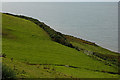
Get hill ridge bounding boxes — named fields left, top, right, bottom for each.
left=2, top=13, right=119, bottom=78
left=3, top=13, right=119, bottom=67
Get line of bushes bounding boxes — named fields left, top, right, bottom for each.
left=4, top=13, right=79, bottom=51
left=4, top=13, right=119, bottom=68
left=93, top=52, right=118, bottom=66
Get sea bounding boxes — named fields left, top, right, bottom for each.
left=2, top=2, right=118, bottom=52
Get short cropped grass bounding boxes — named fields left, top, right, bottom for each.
left=2, top=14, right=119, bottom=78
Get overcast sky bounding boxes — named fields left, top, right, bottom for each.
left=1, top=0, right=120, bottom=2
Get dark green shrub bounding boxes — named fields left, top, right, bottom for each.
left=2, top=53, right=6, bottom=58
left=2, top=64, right=16, bottom=79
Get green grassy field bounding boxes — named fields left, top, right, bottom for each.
left=2, top=13, right=119, bottom=78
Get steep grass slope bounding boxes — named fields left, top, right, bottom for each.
left=2, top=14, right=119, bottom=78
left=5, top=13, right=118, bottom=67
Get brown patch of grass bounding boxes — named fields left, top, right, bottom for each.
left=2, top=29, right=16, bottom=39
left=64, top=35, right=97, bottom=46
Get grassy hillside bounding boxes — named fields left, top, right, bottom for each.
left=2, top=13, right=119, bottom=79
left=4, top=13, right=118, bottom=67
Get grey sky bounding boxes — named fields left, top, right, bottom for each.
left=1, top=0, right=120, bottom=2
